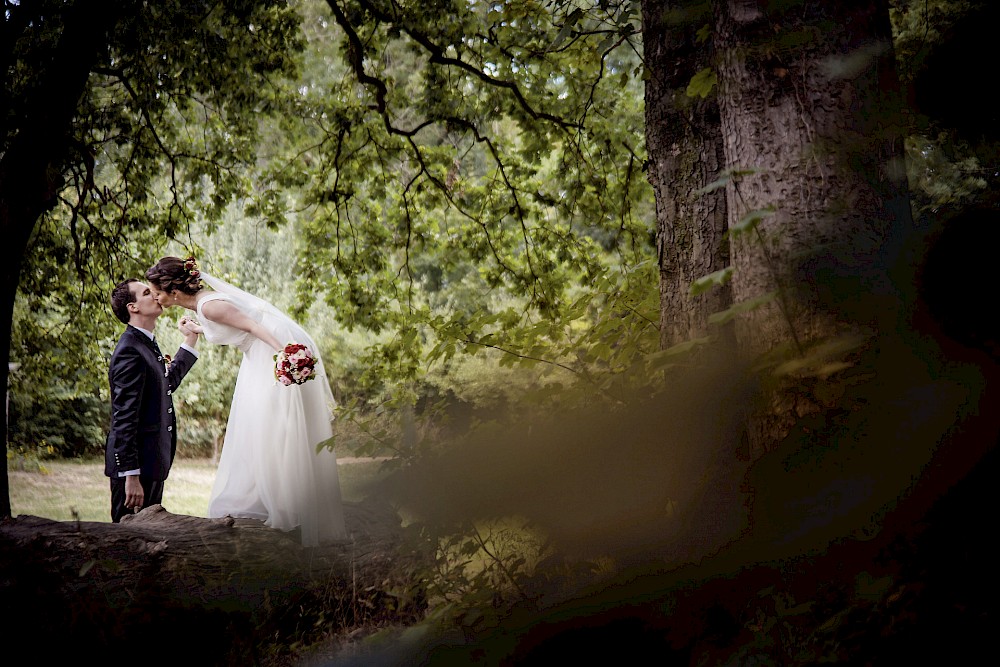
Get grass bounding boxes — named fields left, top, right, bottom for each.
left=8, top=455, right=393, bottom=522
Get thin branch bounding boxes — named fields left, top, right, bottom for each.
left=470, top=523, right=533, bottom=603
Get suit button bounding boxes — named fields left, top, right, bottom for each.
left=167, top=426, right=173, bottom=432
left=166, top=390, right=172, bottom=395
left=158, top=356, right=163, bottom=361
left=168, top=407, right=173, bottom=414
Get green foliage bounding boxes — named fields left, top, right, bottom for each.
left=9, top=0, right=304, bottom=276
left=646, top=336, right=712, bottom=373
left=406, top=516, right=553, bottom=633
left=890, top=0, right=995, bottom=215
left=889, top=0, right=976, bottom=82
left=6, top=391, right=106, bottom=460
left=905, top=133, right=988, bottom=214
left=7, top=1, right=307, bottom=458
left=772, top=333, right=871, bottom=380
left=167, top=0, right=657, bottom=464
left=9, top=0, right=659, bottom=466
left=9, top=212, right=165, bottom=456
left=9, top=0, right=999, bottom=651
left=271, top=0, right=653, bottom=342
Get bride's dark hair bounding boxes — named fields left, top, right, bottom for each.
left=145, top=256, right=203, bottom=295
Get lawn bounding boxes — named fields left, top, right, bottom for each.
left=8, top=456, right=392, bottom=522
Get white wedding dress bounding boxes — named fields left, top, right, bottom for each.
left=197, top=274, right=346, bottom=546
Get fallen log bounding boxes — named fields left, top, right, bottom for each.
left=0, top=498, right=427, bottom=665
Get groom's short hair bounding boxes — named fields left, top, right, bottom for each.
left=111, top=278, right=139, bottom=324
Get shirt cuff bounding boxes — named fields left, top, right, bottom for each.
left=180, top=343, right=200, bottom=358
left=119, top=469, right=141, bottom=477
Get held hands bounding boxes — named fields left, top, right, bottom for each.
left=178, top=316, right=204, bottom=336
left=178, top=315, right=202, bottom=349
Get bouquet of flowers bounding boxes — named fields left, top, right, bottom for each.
left=274, top=342, right=318, bottom=386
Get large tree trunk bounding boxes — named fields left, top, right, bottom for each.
left=0, top=0, right=123, bottom=517
left=642, top=1, right=732, bottom=350
left=713, top=0, right=912, bottom=454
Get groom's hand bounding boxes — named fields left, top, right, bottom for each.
left=124, top=474, right=144, bottom=512
left=178, top=317, right=203, bottom=335
left=179, top=317, right=202, bottom=348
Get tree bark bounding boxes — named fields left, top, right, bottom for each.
left=0, top=0, right=124, bottom=518
left=643, top=1, right=733, bottom=351
left=712, top=0, right=913, bottom=453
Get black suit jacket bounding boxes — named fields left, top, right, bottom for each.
left=104, top=325, right=197, bottom=480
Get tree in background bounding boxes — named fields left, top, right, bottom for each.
left=1, top=0, right=305, bottom=516
left=246, top=0, right=660, bottom=457
left=5, top=1, right=999, bottom=660
left=6, top=0, right=994, bottom=578
left=290, top=0, right=922, bottom=461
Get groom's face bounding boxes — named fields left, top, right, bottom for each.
left=129, top=281, right=163, bottom=319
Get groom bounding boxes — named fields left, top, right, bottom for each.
left=105, top=278, right=200, bottom=522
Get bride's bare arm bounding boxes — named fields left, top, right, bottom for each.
left=199, top=299, right=283, bottom=352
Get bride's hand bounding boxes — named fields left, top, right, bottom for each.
left=178, top=316, right=204, bottom=335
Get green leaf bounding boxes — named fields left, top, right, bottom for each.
left=773, top=333, right=870, bottom=378
left=598, top=33, right=616, bottom=54
left=708, top=292, right=778, bottom=325
left=729, top=207, right=776, bottom=238
left=696, top=174, right=730, bottom=195
left=695, top=167, right=759, bottom=195
left=686, top=67, right=718, bottom=99
left=647, top=337, right=710, bottom=369
left=689, top=267, right=733, bottom=296
left=552, top=8, right=585, bottom=49
left=591, top=342, right=614, bottom=362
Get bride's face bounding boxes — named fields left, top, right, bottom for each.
left=150, top=286, right=171, bottom=308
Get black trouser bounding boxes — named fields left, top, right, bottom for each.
left=110, top=475, right=165, bottom=523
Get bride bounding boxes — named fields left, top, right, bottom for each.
left=145, top=256, right=346, bottom=546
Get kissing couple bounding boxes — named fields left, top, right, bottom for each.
left=104, top=256, right=346, bottom=546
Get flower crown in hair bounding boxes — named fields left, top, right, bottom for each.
left=184, top=256, right=203, bottom=289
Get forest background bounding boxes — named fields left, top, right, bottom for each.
left=7, top=0, right=993, bottom=495
left=2, top=0, right=998, bottom=663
